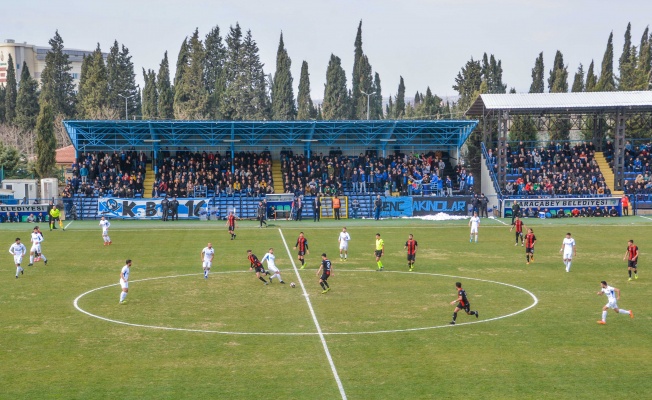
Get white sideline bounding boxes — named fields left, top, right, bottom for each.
left=639, top=215, right=652, bottom=222
left=279, top=228, right=347, bottom=400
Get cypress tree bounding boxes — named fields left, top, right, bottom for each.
left=322, top=54, right=349, bottom=120
left=106, top=41, right=121, bottom=114
left=220, top=23, right=243, bottom=120
left=395, top=76, right=406, bottom=118
left=635, top=28, right=652, bottom=90
left=297, top=61, right=316, bottom=120
left=354, top=54, right=374, bottom=119
left=547, top=50, right=565, bottom=92
left=174, top=28, right=209, bottom=119
left=529, top=52, right=545, bottom=93
left=157, top=52, right=174, bottom=119
left=452, top=58, right=482, bottom=110
left=35, top=103, right=56, bottom=178
left=142, top=69, right=158, bottom=119
left=77, top=44, right=109, bottom=119
left=351, top=20, right=363, bottom=119
left=4, top=54, right=17, bottom=124
left=0, top=86, right=5, bottom=123
left=372, top=72, right=383, bottom=119
left=271, top=33, right=296, bottom=120
left=174, top=38, right=189, bottom=88
left=596, top=32, right=616, bottom=91
left=204, top=26, right=226, bottom=119
left=571, top=64, right=585, bottom=92
left=549, top=64, right=570, bottom=141
left=39, top=31, right=76, bottom=117
left=15, top=62, right=40, bottom=132
left=618, top=22, right=633, bottom=85
left=585, top=60, right=598, bottom=91
left=239, top=29, right=270, bottom=120
left=386, top=95, right=394, bottom=118
left=107, top=41, right=139, bottom=118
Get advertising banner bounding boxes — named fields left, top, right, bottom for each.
left=0, top=204, right=51, bottom=222
left=98, top=198, right=209, bottom=219
left=412, top=197, right=472, bottom=216
left=503, top=197, right=622, bottom=217
left=379, top=197, right=413, bottom=217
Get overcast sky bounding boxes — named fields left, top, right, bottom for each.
left=6, top=0, right=652, bottom=101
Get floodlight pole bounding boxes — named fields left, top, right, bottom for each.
left=117, top=93, right=136, bottom=120
left=361, top=90, right=376, bottom=120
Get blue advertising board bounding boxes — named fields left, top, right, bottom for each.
left=411, top=197, right=472, bottom=216
left=379, top=197, right=413, bottom=217
left=98, top=198, right=209, bottom=219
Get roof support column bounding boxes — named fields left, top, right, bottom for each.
left=497, top=109, right=509, bottom=189
left=592, top=114, right=604, bottom=151
left=614, top=108, right=626, bottom=191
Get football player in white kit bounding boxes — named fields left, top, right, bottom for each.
left=559, top=232, right=576, bottom=272
left=99, top=216, right=112, bottom=246
left=119, top=259, right=132, bottom=304
left=338, top=227, right=351, bottom=261
left=9, top=237, right=27, bottom=278
left=261, top=248, right=285, bottom=284
left=596, top=281, right=633, bottom=324
left=28, top=226, right=48, bottom=266
left=201, top=243, right=215, bottom=279
left=468, top=211, right=480, bottom=243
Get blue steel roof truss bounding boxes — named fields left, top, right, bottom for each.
left=63, top=120, right=478, bottom=152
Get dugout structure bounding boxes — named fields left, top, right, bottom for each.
left=466, top=91, right=652, bottom=190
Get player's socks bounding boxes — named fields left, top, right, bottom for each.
left=567, top=262, right=571, bottom=272
left=41, top=254, right=47, bottom=262
left=601, top=310, right=608, bottom=322
left=618, top=309, right=630, bottom=315
left=120, top=292, right=127, bottom=302
left=16, top=267, right=22, bottom=277
left=452, top=312, right=458, bottom=322
left=628, top=270, right=632, bottom=278
left=259, top=277, right=267, bottom=283
left=323, top=281, right=329, bottom=288
left=204, top=270, right=208, bottom=279
left=320, top=282, right=326, bottom=290
left=30, top=255, right=34, bottom=264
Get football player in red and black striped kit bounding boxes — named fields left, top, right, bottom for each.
left=404, top=234, right=418, bottom=271
left=247, top=250, right=270, bottom=285
left=293, top=232, right=309, bottom=270
left=510, top=216, right=525, bottom=246
left=525, top=228, right=537, bottom=265
left=449, top=282, right=478, bottom=325
left=226, top=211, right=237, bottom=240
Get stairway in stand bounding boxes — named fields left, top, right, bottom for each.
left=143, top=163, right=155, bottom=198
left=594, top=152, right=623, bottom=195
left=271, top=159, right=283, bottom=193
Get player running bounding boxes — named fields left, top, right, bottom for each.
left=226, top=211, right=237, bottom=240
left=449, top=282, right=479, bottom=325
left=596, top=281, right=633, bottom=324
left=28, top=226, right=48, bottom=266
left=316, top=253, right=332, bottom=294
left=293, top=232, right=309, bottom=269
left=201, top=243, right=215, bottom=279
left=510, top=216, right=525, bottom=246
left=624, top=239, right=639, bottom=281
left=559, top=232, right=576, bottom=272
left=374, top=233, right=384, bottom=271
left=338, top=227, right=351, bottom=261
left=99, top=216, right=112, bottom=246
left=9, top=238, right=27, bottom=278
left=525, top=228, right=536, bottom=265
left=119, top=260, right=132, bottom=304
left=468, top=211, right=480, bottom=243
left=404, top=234, right=418, bottom=271
left=247, top=250, right=270, bottom=285
left=262, top=248, right=285, bottom=284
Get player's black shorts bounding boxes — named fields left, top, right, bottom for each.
left=320, top=272, right=330, bottom=281
left=628, top=260, right=638, bottom=268
left=375, top=250, right=383, bottom=258
left=456, top=302, right=471, bottom=313
left=516, top=231, right=523, bottom=237
left=298, top=250, right=306, bottom=256
left=407, top=254, right=416, bottom=262
left=228, top=225, right=235, bottom=231
left=254, top=266, right=265, bottom=273
left=526, top=247, right=534, bottom=254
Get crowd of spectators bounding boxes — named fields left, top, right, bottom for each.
left=153, top=150, right=274, bottom=198
left=621, top=141, right=652, bottom=195
left=487, top=141, right=611, bottom=197
left=280, top=150, right=456, bottom=197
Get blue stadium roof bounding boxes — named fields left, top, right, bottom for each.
left=63, top=120, right=478, bottom=152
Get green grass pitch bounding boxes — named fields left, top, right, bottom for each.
left=1, top=216, right=651, bottom=399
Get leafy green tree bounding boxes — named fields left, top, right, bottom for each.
left=220, top=24, right=243, bottom=120
left=394, top=76, right=406, bottom=118
left=481, top=53, right=507, bottom=94
left=547, top=50, right=565, bottom=92
left=15, top=62, right=40, bottom=132
left=548, top=58, right=570, bottom=141
left=35, top=103, right=56, bottom=178
left=510, top=115, right=538, bottom=142
left=174, top=29, right=209, bottom=119
left=142, top=69, right=158, bottom=119
left=77, top=44, right=109, bottom=119
left=322, top=54, right=349, bottom=120
left=238, top=29, right=270, bottom=120
left=452, top=58, right=482, bottom=110
left=571, top=64, right=585, bottom=92
left=351, top=20, right=363, bottom=119
left=585, top=60, right=598, bottom=91
left=39, top=31, right=76, bottom=117
left=637, top=27, right=651, bottom=84
left=204, top=26, right=226, bottom=119
left=385, top=95, right=394, bottom=118
left=0, top=85, right=5, bottom=123
left=157, top=52, right=174, bottom=119
left=271, top=33, right=296, bottom=120
left=0, top=143, right=26, bottom=177
left=353, top=54, right=374, bottom=119
left=174, top=38, right=189, bottom=88
left=371, top=72, right=383, bottom=119
left=4, top=54, right=17, bottom=124
left=418, top=87, right=442, bottom=119
left=529, top=52, right=545, bottom=93
left=297, top=61, right=316, bottom=120
left=107, top=41, right=139, bottom=118
left=618, top=22, right=633, bottom=89
left=595, top=32, right=616, bottom=91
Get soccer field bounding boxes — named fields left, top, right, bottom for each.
left=1, top=216, right=651, bottom=399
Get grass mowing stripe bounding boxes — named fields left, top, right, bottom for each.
left=279, top=228, right=348, bottom=400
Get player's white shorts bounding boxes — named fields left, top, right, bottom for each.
left=339, top=243, right=348, bottom=251
left=14, top=255, right=23, bottom=265
left=605, top=299, right=618, bottom=309
left=203, top=261, right=212, bottom=269
left=563, top=252, right=573, bottom=260
left=102, top=229, right=109, bottom=236
left=120, top=280, right=129, bottom=289
left=30, top=244, right=41, bottom=254
left=267, top=265, right=279, bottom=273
left=470, top=227, right=479, bottom=234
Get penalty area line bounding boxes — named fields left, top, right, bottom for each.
left=639, top=215, right=652, bottom=222
left=64, top=220, right=74, bottom=230
left=279, top=228, right=348, bottom=400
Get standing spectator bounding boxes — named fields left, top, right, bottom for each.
left=466, top=172, right=474, bottom=194
left=480, top=193, right=489, bottom=218
left=351, top=198, right=360, bottom=219
left=621, top=194, right=629, bottom=216
left=296, top=196, right=303, bottom=221
left=257, top=201, right=268, bottom=228
left=313, top=195, right=321, bottom=222
left=332, top=195, right=342, bottom=220
left=511, top=201, right=521, bottom=224
left=170, top=197, right=179, bottom=221
left=80, top=164, right=89, bottom=184
left=374, top=195, right=383, bottom=220
left=351, top=169, right=359, bottom=193
left=445, top=176, right=453, bottom=197
left=161, top=197, right=170, bottom=221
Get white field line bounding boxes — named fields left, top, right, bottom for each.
left=64, top=221, right=74, bottom=229
left=279, top=228, right=347, bottom=400
left=639, top=215, right=652, bottom=222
